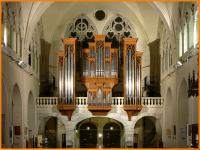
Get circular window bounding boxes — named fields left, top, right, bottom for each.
left=115, top=24, right=123, bottom=31
left=95, top=10, right=105, bottom=21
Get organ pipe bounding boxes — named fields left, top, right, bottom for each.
left=81, top=35, right=118, bottom=104
left=57, top=38, right=76, bottom=104
left=58, top=57, right=63, bottom=98
left=123, top=38, right=143, bottom=102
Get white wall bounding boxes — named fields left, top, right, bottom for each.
left=2, top=52, right=39, bottom=148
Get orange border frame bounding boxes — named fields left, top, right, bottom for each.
left=0, top=0, right=199, bottom=150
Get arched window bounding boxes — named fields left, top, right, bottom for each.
left=179, top=30, right=183, bottom=57
left=189, top=15, right=194, bottom=48
left=162, top=52, right=164, bottom=73
left=3, top=25, right=7, bottom=47
left=103, top=15, right=137, bottom=41
left=194, top=10, right=198, bottom=48
left=183, top=23, right=188, bottom=53
left=65, top=15, right=97, bottom=41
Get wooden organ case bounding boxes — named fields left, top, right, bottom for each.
left=82, top=35, right=118, bottom=115
left=57, top=38, right=77, bottom=120
left=123, top=38, right=143, bottom=120
left=57, top=36, right=143, bottom=120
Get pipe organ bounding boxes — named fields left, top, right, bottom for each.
left=82, top=35, right=118, bottom=104
left=57, top=35, right=143, bottom=107
left=57, top=38, right=76, bottom=104
left=123, top=38, right=143, bottom=104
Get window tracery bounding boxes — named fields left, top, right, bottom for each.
left=103, top=15, right=137, bottom=41
left=64, top=15, right=97, bottom=41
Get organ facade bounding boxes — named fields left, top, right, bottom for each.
left=57, top=35, right=143, bottom=119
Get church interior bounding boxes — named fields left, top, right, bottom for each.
left=1, top=1, right=199, bottom=148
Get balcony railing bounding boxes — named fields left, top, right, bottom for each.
left=141, top=97, right=164, bottom=107
left=36, top=97, right=164, bottom=108
left=75, top=97, right=88, bottom=106
left=36, top=97, right=58, bottom=107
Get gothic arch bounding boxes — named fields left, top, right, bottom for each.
left=28, top=91, right=35, bottom=138
left=133, top=116, right=162, bottom=148
left=103, top=14, right=137, bottom=40
left=165, top=87, right=174, bottom=126
left=37, top=115, right=67, bottom=147
left=64, top=15, right=98, bottom=41
left=2, top=74, right=9, bottom=147
left=12, top=83, right=22, bottom=148
left=177, top=78, right=188, bottom=147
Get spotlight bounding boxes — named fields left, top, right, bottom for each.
left=177, top=61, right=182, bottom=66
left=18, top=60, right=23, bottom=65
left=17, top=60, right=27, bottom=69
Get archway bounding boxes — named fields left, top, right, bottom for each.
left=75, top=117, right=124, bottom=148
left=37, top=116, right=66, bottom=148
left=103, top=122, right=122, bottom=148
left=44, top=117, right=57, bottom=148
left=134, top=116, right=162, bottom=148
left=12, top=84, right=22, bottom=148
left=27, top=91, right=35, bottom=147
left=2, top=78, right=9, bottom=147
left=79, top=123, right=97, bottom=148
left=177, top=79, right=188, bottom=147
left=164, top=88, right=176, bottom=147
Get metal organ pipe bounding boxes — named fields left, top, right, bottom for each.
left=126, top=52, right=129, bottom=97
left=130, top=50, right=133, bottom=98
left=128, top=50, right=131, bottom=98
left=59, top=60, right=63, bottom=98
left=96, top=46, right=99, bottom=76
left=65, top=48, right=68, bottom=103
left=102, top=47, right=104, bottom=76
left=98, top=47, right=100, bottom=76
left=68, top=47, right=71, bottom=103
left=100, top=47, right=101, bottom=76
left=137, top=61, right=140, bottom=97
left=132, top=57, right=135, bottom=99
left=100, top=47, right=103, bottom=76
left=71, top=50, right=73, bottom=103
left=130, top=53, right=133, bottom=103
left=64, top=45, right=74, bottom=104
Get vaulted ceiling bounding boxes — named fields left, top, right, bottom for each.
left=19, top=2, right=178, bottom=48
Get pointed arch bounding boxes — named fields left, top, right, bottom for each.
left=103, top=14, right=137, bottom=40
left=64, top=15, right=98, bottom=41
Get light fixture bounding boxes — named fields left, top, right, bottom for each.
left=17, top=60, right=27, bottom=69
left=110, top=126, right=114, bottom=130
left=18, top=60, right=23, bottom=65
left=86, top=126, right=90, bottom=130
left=98, top=133, right=102, bottom=138
left=177, top=61, right=182, bottom=66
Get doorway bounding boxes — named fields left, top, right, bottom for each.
left=103, top=122, right=121, bottom=148
left=79, top=123, right=97, bottom=148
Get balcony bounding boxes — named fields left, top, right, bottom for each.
left=36, top=96, right=164, bottom=120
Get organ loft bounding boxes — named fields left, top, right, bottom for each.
left=57, top=35, right=143, bottom=120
